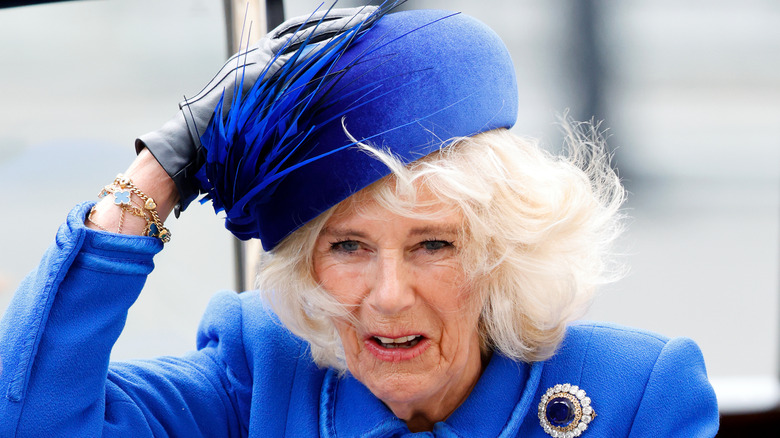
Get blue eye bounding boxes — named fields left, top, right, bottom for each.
left=421, top=240, right=453, bottom=251
left=331, top=240, right=360, bottom=252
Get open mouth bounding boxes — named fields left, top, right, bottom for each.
left=373, top=335, right=423, bottom=349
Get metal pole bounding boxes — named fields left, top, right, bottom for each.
left=223, top=0, right=268, bottom=292
left=266, top=0, right=285, bottom=30
left=567, top=0, right=626, bottom=176
left=569, top=0, right=604, bottom=123
left=224, top=0, right=267, bottom=54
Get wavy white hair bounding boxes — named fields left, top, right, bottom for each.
left=257, top=123, right=626, bottom=370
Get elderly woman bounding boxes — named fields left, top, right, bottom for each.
left=0, top=3, right=717, bottom=437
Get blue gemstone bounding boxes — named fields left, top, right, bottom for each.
left=149, top=223, right=159, bottom=237
left=546, top=397, right=576, bottom=427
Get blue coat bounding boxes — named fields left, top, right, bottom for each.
left=0, top=203, right=719, bottom=437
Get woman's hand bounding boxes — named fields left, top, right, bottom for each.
left=135, top=6, right=378, bottom=217
left=86, top=148, right=178, bottom=237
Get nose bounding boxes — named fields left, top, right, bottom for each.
left=366, top=252, right=415, bottom=315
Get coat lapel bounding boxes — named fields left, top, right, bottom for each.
left=320, top=354, right=543, bottom=437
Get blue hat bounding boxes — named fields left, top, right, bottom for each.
left=199, top=7, right=518, bottom=250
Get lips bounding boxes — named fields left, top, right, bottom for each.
left=373, top=335, right=423, bottom=349
left=364, top=333, right=429, bottom=362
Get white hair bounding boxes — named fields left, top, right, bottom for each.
left=257, top=123, right=626, bottom=370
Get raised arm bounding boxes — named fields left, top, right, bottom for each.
left=0, top=6, right=379, bottom=436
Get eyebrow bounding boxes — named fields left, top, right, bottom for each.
left=320, top=225, right=460, bottom=239
left=408, top=225, right=460, bottom=237
left=319, top=227, right=369, bottom=239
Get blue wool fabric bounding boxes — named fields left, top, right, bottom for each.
left=199, top=9, right=518, bottom=250
left=0, top=204, right=719, bottom=437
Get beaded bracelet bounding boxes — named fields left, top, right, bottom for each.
left=90, top=174, right=171, bottom=243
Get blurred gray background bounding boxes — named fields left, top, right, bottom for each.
left=0, top=0, right=778, bottom=413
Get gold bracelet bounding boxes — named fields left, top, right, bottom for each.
left=96, top=174, right=171, bottom=243
left=87, top=207, right=111, bottom=233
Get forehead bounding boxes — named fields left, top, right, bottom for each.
left=325, top=199, right=461, bottom=228
left=327, top=176, right=462, bottom=225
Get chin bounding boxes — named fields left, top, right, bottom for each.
left=347, top=346, right=439, bottom=403
left=353, top=357, right=442, bottom=406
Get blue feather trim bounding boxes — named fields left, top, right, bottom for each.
left=196, top=1, right=425, bottom=240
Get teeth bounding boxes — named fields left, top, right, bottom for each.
left=375, top=335, right=420, bottom=344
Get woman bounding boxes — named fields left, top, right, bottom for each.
left=0, top=3, right=718, bottom=437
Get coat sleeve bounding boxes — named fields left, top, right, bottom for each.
left=0, top=203, right=248, bottom=437
left=628, top=336, right=719, bottom=437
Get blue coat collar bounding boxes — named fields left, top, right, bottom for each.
left=319, top=354, right=544, bottom=437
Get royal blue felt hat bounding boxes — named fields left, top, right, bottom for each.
left=199, top=6, right=518, bottom=250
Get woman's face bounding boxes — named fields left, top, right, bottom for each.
left=312, top=195, right=486, bottom=424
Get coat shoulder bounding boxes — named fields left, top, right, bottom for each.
left=561, top=321, right=671, bottom=364
left=542, top=321, right=674, bottom=400
left=530, top=321, right=718, bottom=437
left=197, top=289, right=309, bottom=367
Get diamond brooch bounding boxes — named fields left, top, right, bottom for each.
left=538, top=383, right=596, bottom=437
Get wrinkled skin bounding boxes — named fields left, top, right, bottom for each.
left=313, top=194, right=487, bottom=432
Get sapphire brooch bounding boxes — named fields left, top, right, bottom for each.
left=538, top=383, right=596, bottom=437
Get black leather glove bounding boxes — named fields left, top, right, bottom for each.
left=135, top=6, right=378, bottom=216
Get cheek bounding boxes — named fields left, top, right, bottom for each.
left=331, top=319, right=366, bottom=367
left=412, top=263, right=470, bottom=306
left=333, top=319, right=360, bottom=346
left=423, top=273, right=484, bottom=337
left=314, top=262, right=368, bottom=306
